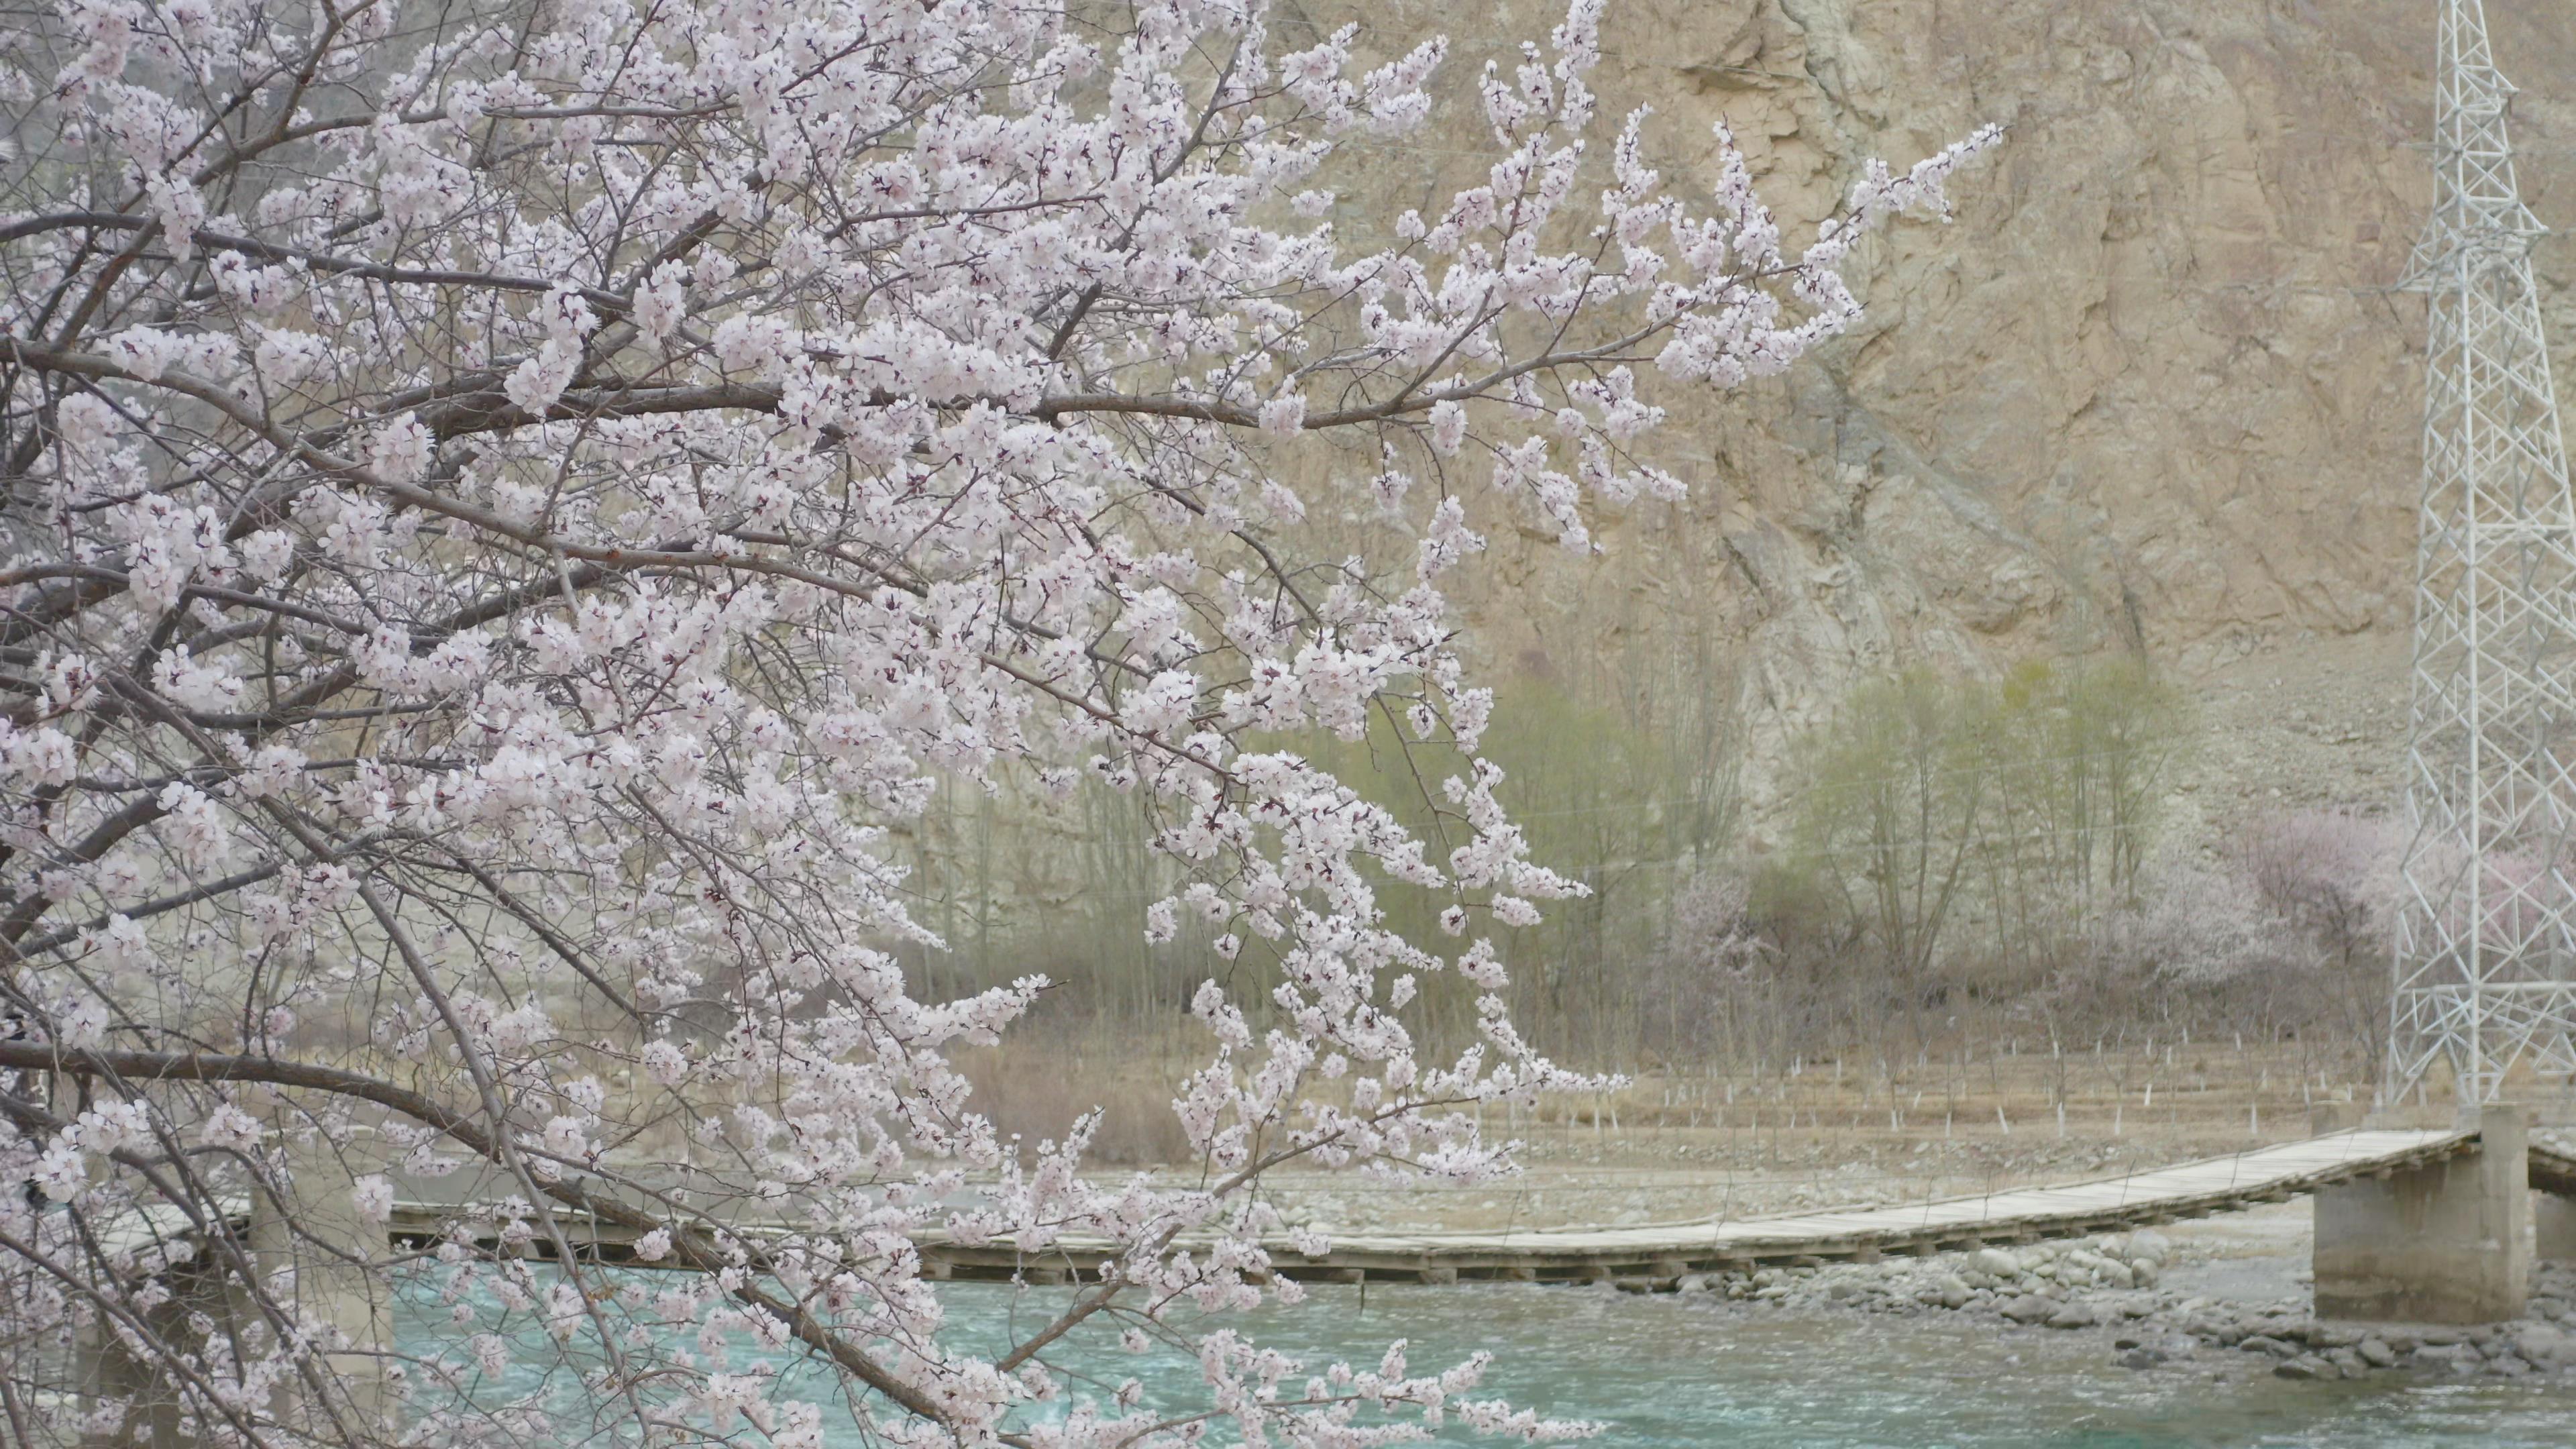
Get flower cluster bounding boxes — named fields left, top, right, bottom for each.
left=0, top=0, right=1989, bottom=1444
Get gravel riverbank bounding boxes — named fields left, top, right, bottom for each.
left=1652, top=1205, right=2576, bottom=1383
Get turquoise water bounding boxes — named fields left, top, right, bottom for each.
left=394, top=1273, right=2576, bottom=1446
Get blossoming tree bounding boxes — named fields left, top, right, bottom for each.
left=0, top=0, right=1992, bottom=1442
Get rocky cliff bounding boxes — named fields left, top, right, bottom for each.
left=1300, top=0, right=2576, bottom=824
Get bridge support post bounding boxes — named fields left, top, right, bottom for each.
left=74, top=1263, right=209, bottom=1449
left=76, top=1130, right=390, bottom=1449
left=2314, top=1104, right=2528, bottom=1324
left=246, top=1124, right=392, bottom=1438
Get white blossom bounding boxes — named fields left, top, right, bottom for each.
left=0, top=0, right=1991, bottom=1440
left=197, top=1106, right=262, bottom=1150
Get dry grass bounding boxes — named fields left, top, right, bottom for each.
left=951, top=1037, right=1196, bottom=1166
left=963, top=1021, right=2576, bottom=1177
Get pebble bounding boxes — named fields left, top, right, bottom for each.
left=1680, top=1233, right=2576, bottom=1384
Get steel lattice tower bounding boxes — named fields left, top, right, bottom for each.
left=2391, top=0, right=2576, bottom=1103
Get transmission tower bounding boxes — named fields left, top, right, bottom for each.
left=2391, top=0, right=2576, bottom=1103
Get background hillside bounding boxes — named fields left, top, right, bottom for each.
left=1309, top=0, right=2576, bottom=814
left=910, top=1, right=2576, bottom=1138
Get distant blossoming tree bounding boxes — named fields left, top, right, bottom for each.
left=0, top=0, right=1992, bottom=1443
left=2243, top=809, right=2402, bottom=1075
left=2092, top=855, right=2296, bottom=988
left=2244, top=810, right=2400, bottom=977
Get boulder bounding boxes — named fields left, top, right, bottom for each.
left=2001, top=1295, right=2055, bottom=1324
left=2047, top=1301, right=2101, bottom=1330
left=2357, top=1338, right=2398, bottom=1369
left=2512, top=1325, right=2571, bottom=1366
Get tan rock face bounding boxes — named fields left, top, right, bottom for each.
left=1294, top=0, right=2576, bottom=804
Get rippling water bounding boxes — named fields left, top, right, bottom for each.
left=396, top=1273, right=2576, bottom=1446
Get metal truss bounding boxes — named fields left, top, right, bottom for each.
left=2391, top=0, right=2576, bottom=1103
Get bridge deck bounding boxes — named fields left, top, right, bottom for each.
left=356, top=1128, right=2540, bottom=1287
left=913, top=1128, right=2479, bottom=1284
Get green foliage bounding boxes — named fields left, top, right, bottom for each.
left=894, top=637, right=1743, bottom=1064
left=1778, top=657, right=2190, bottom=1006
left=903, top=649, right=2186, bottom=1074
left=1784, top=668, right=1989, bottom=1002
left=1318, top=652, right=1744, bottom=1061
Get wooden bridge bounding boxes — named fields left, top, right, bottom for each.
left=380, top=1125, right=2573, bottom=1293
left=916, top=1128, right=2500, bottom=1286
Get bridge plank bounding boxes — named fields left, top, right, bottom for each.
left=352, top=1128, right=2485, bottom=1285
left=1173, top=1130, right=2482, bottom=1271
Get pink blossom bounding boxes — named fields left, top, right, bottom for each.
left=197, top=1106, right=261, bottom=1150
left=0, top=0, right=1988, bottom=1438
left=1258, top=392, right=1309, bottom=437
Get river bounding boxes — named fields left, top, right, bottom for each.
left=393, top=1271, right=2576, bottom=1446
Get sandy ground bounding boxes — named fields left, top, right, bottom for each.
left=1244, top=1124, right=2373, bottom=1236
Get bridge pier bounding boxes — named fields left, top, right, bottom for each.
left=76, top=1128, right=392, bottom=1449
left=74, top=1261, right=210, bottom=1449
left=258, top=1128, right=393, bottom=1431
left=2315, top=1104, right=2528, bottom=1324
